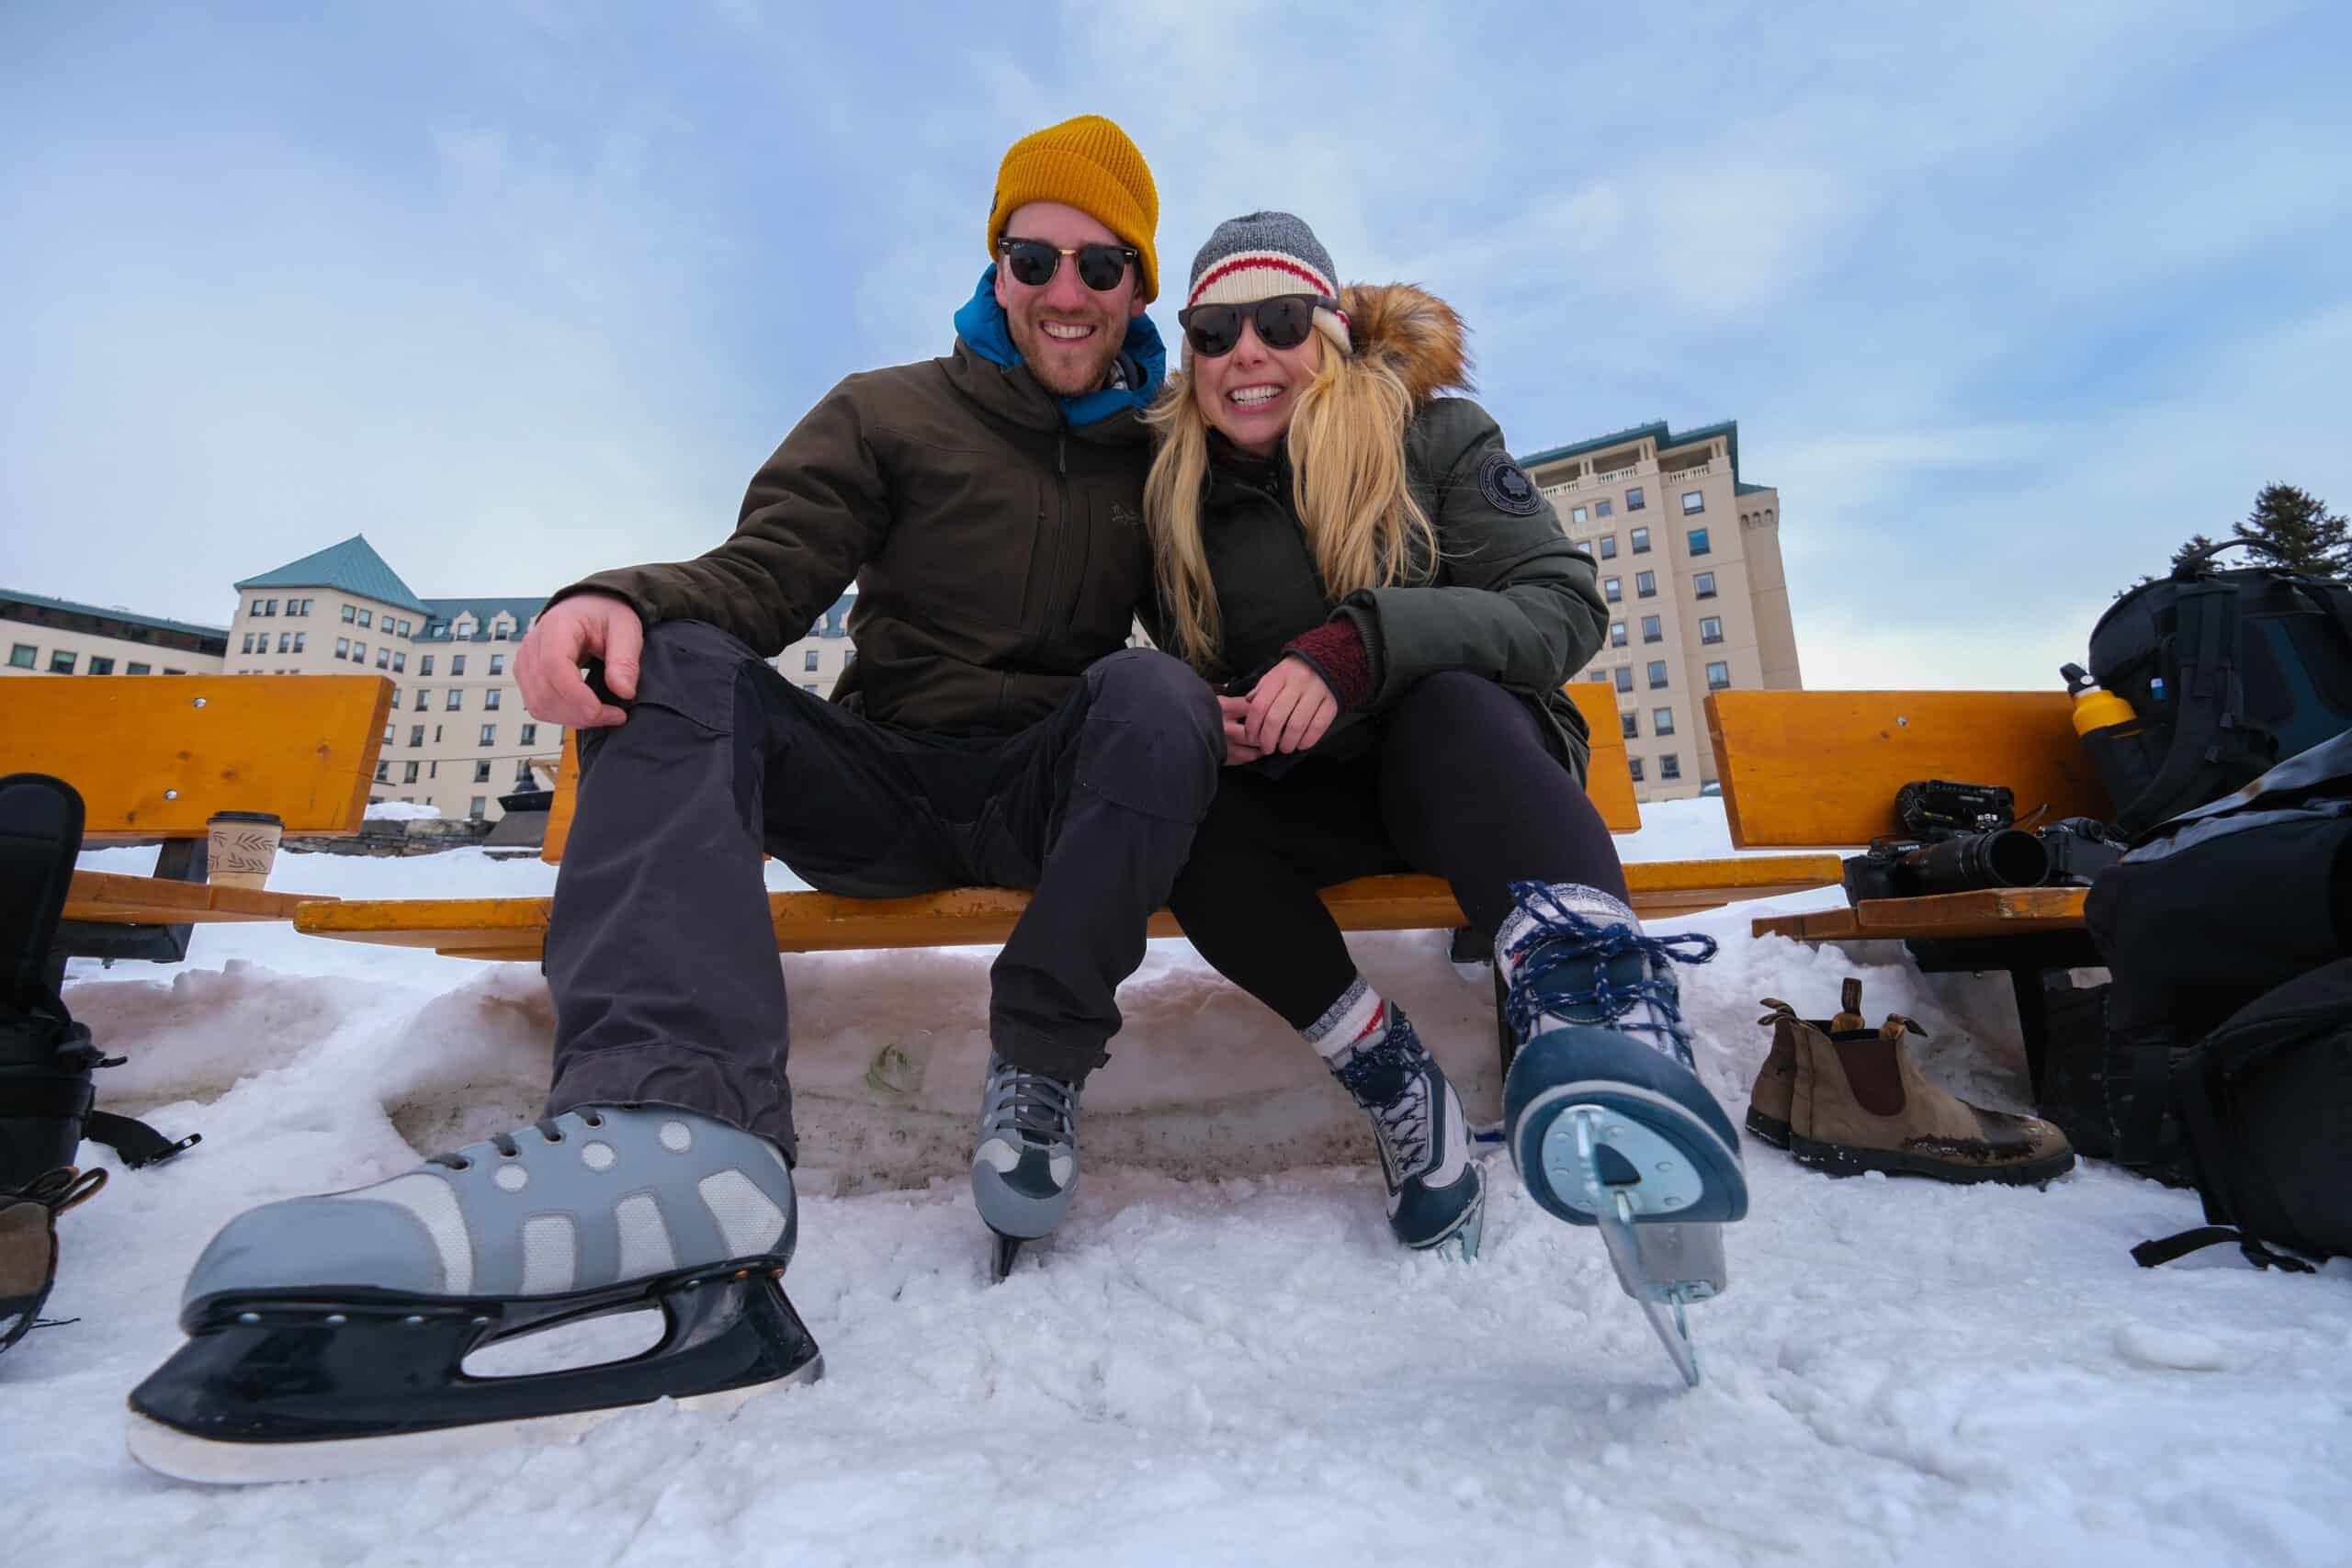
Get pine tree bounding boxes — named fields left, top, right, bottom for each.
left=2232, top=484, right=2352, bottom=578
left=2170, top=532, right=2222, bottom=571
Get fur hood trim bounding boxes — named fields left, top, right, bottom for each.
left=1340, top=283, right=1473, bottom=407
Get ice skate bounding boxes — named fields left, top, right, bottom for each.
left=1497, top=881, right=1747, bottom=1385
left=971, top=1052, right=1080, bottom=1280
left=1328, top=1000, right=1484, bottom=1258
left=125, top=1105, right=820, bottom=1483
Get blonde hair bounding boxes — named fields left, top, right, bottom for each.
left=1143, top=334, right=1437, bottom=672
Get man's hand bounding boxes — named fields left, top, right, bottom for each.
left=1242, top=655, right=1339, bottom=755
left=1217, top=695, right=1266, bottom=765
left=516, top=592, right=643, bottom=728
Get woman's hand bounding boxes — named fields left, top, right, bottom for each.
left=1242, top=656, right=1340, bottom=755
left=1216, top=696, right=1266, bottom=765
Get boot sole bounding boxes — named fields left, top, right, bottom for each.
left=1744, top=1109, right=1792, bottom=1149
left=1505, top=1028, right=1747, bottom=1226
left=1788, top=1132, right=2076, bottom=1186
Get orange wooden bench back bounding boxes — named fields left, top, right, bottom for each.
left=1703, top=689, right=2114, bottom=849
left=0, top=674, right=392, bottom=842
left=544, top=680, right=1645, bottom=865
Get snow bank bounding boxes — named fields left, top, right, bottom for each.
left=364, top=800, right=443, bottom=820
left=19, top=805, right=2346, bottom=1566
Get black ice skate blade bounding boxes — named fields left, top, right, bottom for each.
left=988, top=1231, right=1027, bottom=1283
left=125, top=1259, right=821, bottom=1485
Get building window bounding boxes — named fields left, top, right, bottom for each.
left=1642, top=615, right=1662, bottom=643
left=273, top=632, right=288, bottom=653
left=804, top=649, right=820, bottom=672
left=492, top=622, right=512, bottom=641
left=356, top=610, right=371, bottom=628
left=414, top=689, right=430, bottom=710
left=409, top=725, right=424, bottom=747
left=341, top=604, right=356, bottom=623
left=1626, top=486, right=1645, bottom=512
left=375, top=761, right=390, bottom=783
left=1636, top=571, right=1657, bottom=598
left=1631, top=527, right=1651, bottom=554
left=1694, top=571, right=1717, bottom=600
left=1610, top=621, right=1627, bottom=649
left=451, top=655, right=467, bottom=677
left=434, top=727, right=442, bottom=743
left=1654, top=706, right=1676, bottom=736
left=1613, top=666, right=1634, bottom=694
left=1596, top=499, right=1613, bottom=519
left=392, top=651, right=406, bottom=672
left=1571, top=505, right=1588, bottom=525
left=842, top=650, right=855, bottom=668
left=469, top=796, right=487, bottom=819
left=489, top=654, right=505, bottom=676
left=1621, top=711, right=1638, bottom=739
left=1706, top=660, right=1732, bottom=691
left=375, top=648, right=390, bottom=669
left=802, top=682, right=819, bottom=694
left=1629, top=757, right=1645, bottom=784
left=1647, top=660, right=1668, bottom=690
left=354, top=641, right=368, bottom=662
left=479, top=724, right=496, bottom=746
left=1701, top=616, right=1724, bottom=644
left=126, top=661, right=149, bottom=674
left=1598, top=536, right=1618, bottom=560
left=519, top=723, right=537, bottom=746
left=1603, top=578, right=1622, bottom=604
left=402, top=761, right=420, bottom=784
left=49, top=650, right=75, bottom=673
left=473, top=761, right=492, bottom=784
left=7, top=645, right=34, bottom=669
left=1680, top=491, right=1705, bottom=514
left=421, top=655, right=435, bottom=677
left=89, top=656, right=116, bottom=674
left=241, top=634, right=254, bottom=654
left=447, top=691, right=463, bottom=711
left=1660, top=753, right=1682, bottom=781
left=1589, top=670, right=1609, bottom=682
left=252, top=599, right=268, bottom=617
left=1688, top=527, right=1712, bottom=556
left=294, top=633, right=306, bottom=652
left=484, top=690, right=502, bottom=710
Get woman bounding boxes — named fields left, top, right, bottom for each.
left=1146, top=212, right=1747, bottom=1263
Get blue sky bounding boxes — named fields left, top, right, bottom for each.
left=5, top=0, right=2347, bottom=688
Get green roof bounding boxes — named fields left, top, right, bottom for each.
left=418, top=597, right=552, bottom=643
left=0, top=588, right=229, bottom=645
left=1516, top=418, right=1771, bottom=496
left=234, top=535, right=432, bottom=616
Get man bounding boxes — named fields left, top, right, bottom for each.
left=126, top=116, right=1222, bottom=1483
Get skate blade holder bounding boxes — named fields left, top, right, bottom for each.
left=1545, top=1106, right=1724, bottom=1388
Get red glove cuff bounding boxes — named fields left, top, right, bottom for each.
left=1283, top=619, right=1375, bottom=711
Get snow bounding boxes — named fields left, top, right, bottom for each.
left=16, top=800, right=2348, bottom=1566
left=364, top=800, right=443, bottom=820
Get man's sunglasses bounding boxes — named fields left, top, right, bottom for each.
left=1176, top=295, right=1338, bottom=358
left=998, top=237, right=1139, bottom=292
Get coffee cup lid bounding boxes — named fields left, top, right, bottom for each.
left=208, top=810, right=285, bottom=825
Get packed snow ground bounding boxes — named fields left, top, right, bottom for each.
left=13, top=801, right=2347, bottom=1566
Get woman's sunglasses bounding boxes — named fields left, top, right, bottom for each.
left=1176, top=295, right=1337, bottom=358
left=998, top=237, right=1139, bottom=292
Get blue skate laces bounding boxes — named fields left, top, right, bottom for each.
left=1334, top=1032, right=1435, bottom=1179
left=1500, top=880, right=1718, bottom=1060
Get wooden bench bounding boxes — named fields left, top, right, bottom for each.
left=1705, top=688, right=2115, bottom=1090
left=297, top=682, right=1846, bottom=963
left=2, top=674, right=391, bottom=966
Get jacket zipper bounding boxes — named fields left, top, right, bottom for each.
left=1031, top=428, right=1073, bottom=663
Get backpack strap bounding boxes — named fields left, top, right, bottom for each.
left=2131, top=1225, right=2319, bottom=1272
left=2116, top=587, right=2274, bottom=836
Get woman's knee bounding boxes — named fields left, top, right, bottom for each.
left=1387, top=671, right=1545, bottom=750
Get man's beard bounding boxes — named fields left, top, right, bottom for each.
left=1008, top=310, right=1125, bottom=396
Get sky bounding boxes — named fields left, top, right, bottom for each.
left=5, top=0, right=2349, bottom=689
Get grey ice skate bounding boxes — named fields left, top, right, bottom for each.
left=971, top=1052, right=1080, bottom=1280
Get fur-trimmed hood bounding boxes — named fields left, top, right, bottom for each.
left=1340, top=283, right=1473, bottom=407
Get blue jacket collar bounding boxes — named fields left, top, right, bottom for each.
left=954, top=266, right=1166, bottom=427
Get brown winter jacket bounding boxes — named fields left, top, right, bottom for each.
left=557, top=338, right=1157, bottom=736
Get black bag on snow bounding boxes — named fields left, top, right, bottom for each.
left=2084, top=539, right=2352, bottom=839
left=2075, top=734, right=2352, bottom=1264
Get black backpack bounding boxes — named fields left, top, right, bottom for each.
left=2079, top=732, right=2352, bottom=1269
left=2082, top=540, right=2352, bottom=839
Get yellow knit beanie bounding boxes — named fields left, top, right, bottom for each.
left=987, top=114, right=1160, bottom=303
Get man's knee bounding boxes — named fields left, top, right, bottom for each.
left=1074, top=649, right=1221, bottom=819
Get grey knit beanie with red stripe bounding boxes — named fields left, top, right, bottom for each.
left=1184, top=210, right=1352, bottom=355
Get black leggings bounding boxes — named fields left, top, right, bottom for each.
left=1167, top=671, right=1629, bottom=1031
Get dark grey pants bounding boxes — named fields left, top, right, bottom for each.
left=542, top=621, right=1222, bottom=1161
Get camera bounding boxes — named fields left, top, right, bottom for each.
left=1841, top=781, right=2127, bottom=903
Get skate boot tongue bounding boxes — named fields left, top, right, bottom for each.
left=1497, top=880, right=1718, bottom=1067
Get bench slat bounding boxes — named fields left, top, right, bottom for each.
left=1, top=675, right=392, bottom=841
left=64, top=870, right=337, bottom=926
left=1704, top=690, right=2113, bottom=849
left=299, top=854, right=1846, bottom=960
left=1751, top=886, right=2089, bottom=943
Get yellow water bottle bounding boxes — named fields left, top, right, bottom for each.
left=2070, top=684, right=2137, bottom=739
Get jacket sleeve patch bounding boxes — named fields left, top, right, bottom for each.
left=1477, top=452, right=1543, bottom=516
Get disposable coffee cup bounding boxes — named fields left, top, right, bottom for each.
left=207, top=811, right=285, bottom=889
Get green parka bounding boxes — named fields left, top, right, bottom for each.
left=1159, top=285, right=1608, bottom=776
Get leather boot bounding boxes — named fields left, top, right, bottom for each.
left=1759, top=978, right=2075, bottom=1185
left=1746, top=978, right=1867, bottom=1148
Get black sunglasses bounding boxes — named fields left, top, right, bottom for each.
left=1176, top=295, right=1337, bottom=358
left=998, top=237, right=1139, bottom=292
